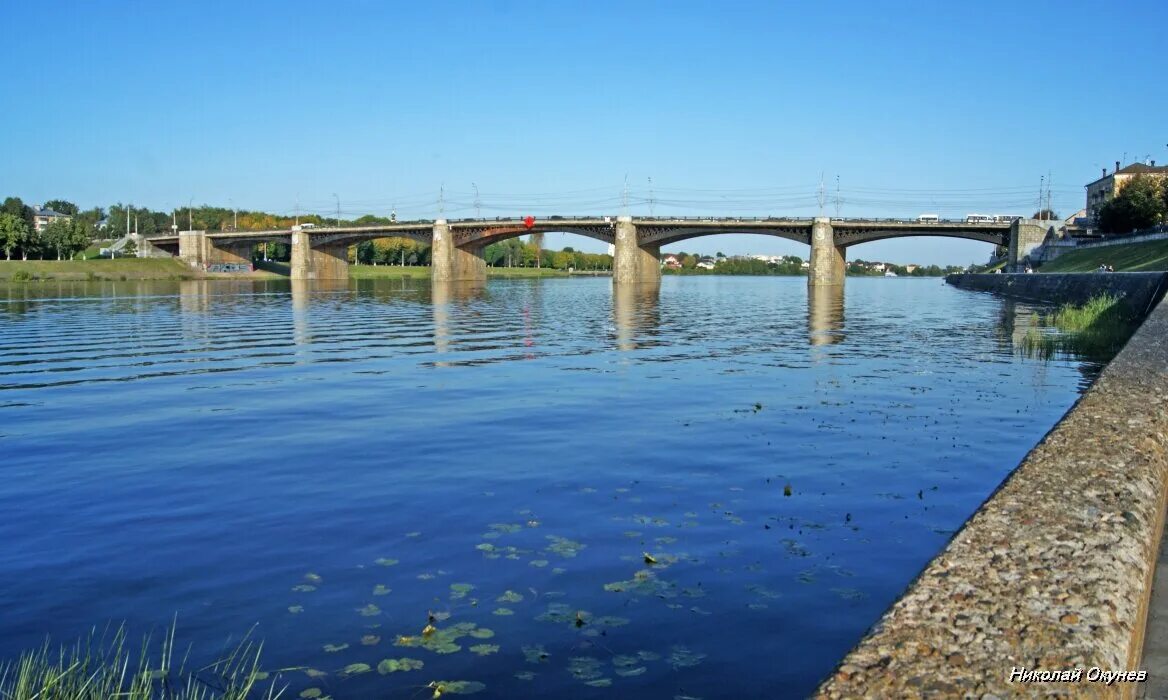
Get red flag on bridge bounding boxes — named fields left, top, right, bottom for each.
left=524, top=216, right=535, bottom=229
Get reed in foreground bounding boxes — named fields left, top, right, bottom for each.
left=1018, top=293, right=1140, bottom=360
left=0, top=623, right=284, bottom=700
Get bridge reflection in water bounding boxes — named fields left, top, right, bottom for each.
left=613, top=284, right=661, bottom=352
left=431, top=281, right=487, bottom=360
left=808, top=284, right=845, bottom=346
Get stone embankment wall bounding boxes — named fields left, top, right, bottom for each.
left=947, top=271, right=1168, bottom=313
left=817, top=273, right=1168, bottom=699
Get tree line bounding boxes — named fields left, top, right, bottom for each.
left=1, top=197, right=93, bottom=260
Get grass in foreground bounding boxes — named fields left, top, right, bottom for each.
left=0, top=624, right=282, bottom=700
left=1040, top=238, right=1168, bottom=272
left=0, top=258, right=199, bottom=281
left=1018, top=293, right=1141, bottom=361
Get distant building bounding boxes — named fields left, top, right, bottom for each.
left=31, top=205, right=71, bottom=233
left=662, top=254, right=682, bottom=269
left=1085, top=160, right=1168, bottom=223
left=904, top=264, right=919, bottom=273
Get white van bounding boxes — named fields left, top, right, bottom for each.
left=917, top=214, right=940, bottom=223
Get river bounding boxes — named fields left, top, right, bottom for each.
left=0, top=276, right=1103, bottom=698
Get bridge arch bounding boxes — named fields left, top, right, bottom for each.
left=453, top=225, right=615, bottom=249
left=835, top=228, right=1007, bottom=248
left=643, top=227, right=811, bottom=248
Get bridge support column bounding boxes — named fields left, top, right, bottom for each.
left=178, top=230, right=207, bottom=268
left=292, top=231, right=350, bottom=280
left=1008, top=218, right=1053, bottom=271
left=431, top=220, right=486, bottom=283
left=808, top=217, right=846, bottom=287
left=613, top=216, right=660, bottom=286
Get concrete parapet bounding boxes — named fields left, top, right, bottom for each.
left=817, top=286, right=1168, bottom=699
left=808, top=218, right=845, bottom=286
left=612, top=217, right=660, bottom=287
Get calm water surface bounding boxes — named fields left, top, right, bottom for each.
left=0, top=276, right=1101, bottom=698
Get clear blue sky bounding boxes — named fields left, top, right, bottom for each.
left=2, top=0, right=1165, bottom=265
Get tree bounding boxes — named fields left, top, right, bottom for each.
left=0, top=212, right=29, bottom=261
left=1, top=197, right=33, bottom=232
left=1031, top=209, right=1059, bottom=221
left=1097, top=175, right=1165, bottom=233
left=42, top=199, right=78, bottom=216
left=40, top=219, right=90, bottom=260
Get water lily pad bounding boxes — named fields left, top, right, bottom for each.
left=322, top=643, right=348, bottom=653
left=361, top=634, right=381, bottom=645
left=616, top=666, right=647, bottom=677
left=373, top=585, right=391, bottom=596
left=545, top=535, right=585, bottom=558
left=450, top=583, right=475, bottom=600
left=496, top=590, right=524, bottom=604
left=668, top=645, right=707, bottom=669
left=291, top=585, right=316, bottom=593
left=522, top=644, right=550, bottom=663
left=304, top=572, right=323, bottom=584
left=378, top=657, right=424, bottom=674
left=468, top=627, right=494, bottom=639
left=585, top=678, right=613, bottom=687
left=568, top=656, right=604, bottom=681
left=304, top=668, right=327, bottom=678
left=300, top=689, right=322, bottom=699
left=492, top=608, right=514, bottom=616
left=529, top=559, right=549, bottom=568
left=342, top=663, right=371, bottom=676
left=358, top=603, right=382, bottom=617
left=488, top=523, right=522, bottom=534
left=469, top=644, right=499, bottom=656
left=428, top=680, right=485, bottom=696
left=515, top=671, right=535, bottom=681
left=288, top=605, right=304, bottom=614
left=375, top=557, right=399, bottom=567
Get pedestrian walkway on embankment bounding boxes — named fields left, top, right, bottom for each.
left=817, top=272, right=1168, bottom=699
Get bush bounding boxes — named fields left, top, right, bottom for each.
left=10, top=269, right=33, bottom=282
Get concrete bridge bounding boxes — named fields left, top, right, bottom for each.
left=144, top=216, right=1050, bottom=286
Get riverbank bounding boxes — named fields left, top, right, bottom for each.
left=818, top=276, right=1168, bottom=698
left=1041, top=238, right=1168, bottom=273
left=945, top=271, right=1168, bottom=312
left=0, top=258, right=205, bottom=281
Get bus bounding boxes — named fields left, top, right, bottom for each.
left=964, top=214, right=994, bottom=224
left=917, top=214, right=940, bottom=223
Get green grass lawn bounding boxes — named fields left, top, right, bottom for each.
left=1040, top=238, right=1168, bottom=272
left=0, top=258, right=199, bottom=281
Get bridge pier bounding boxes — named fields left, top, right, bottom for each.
left=808, top=217, right=846, bottom=287
left=178, top=230, right=207, bottom=267
left=291, top=230, right=349, bottom=280
left=1007, top=218, right=1054, bottom=271
left=431, top=220, right=487, bottom=283
left=613, top=216, right=660, bottom=287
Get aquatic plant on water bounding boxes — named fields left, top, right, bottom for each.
left=1018, top=294, right=1140, bottom=360
left=0, top=623, right=282, bottom=700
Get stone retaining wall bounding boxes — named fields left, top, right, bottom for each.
left=816, top=277, right=1168, bottom=699
left=946, top=272, right=1168, bottom=314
